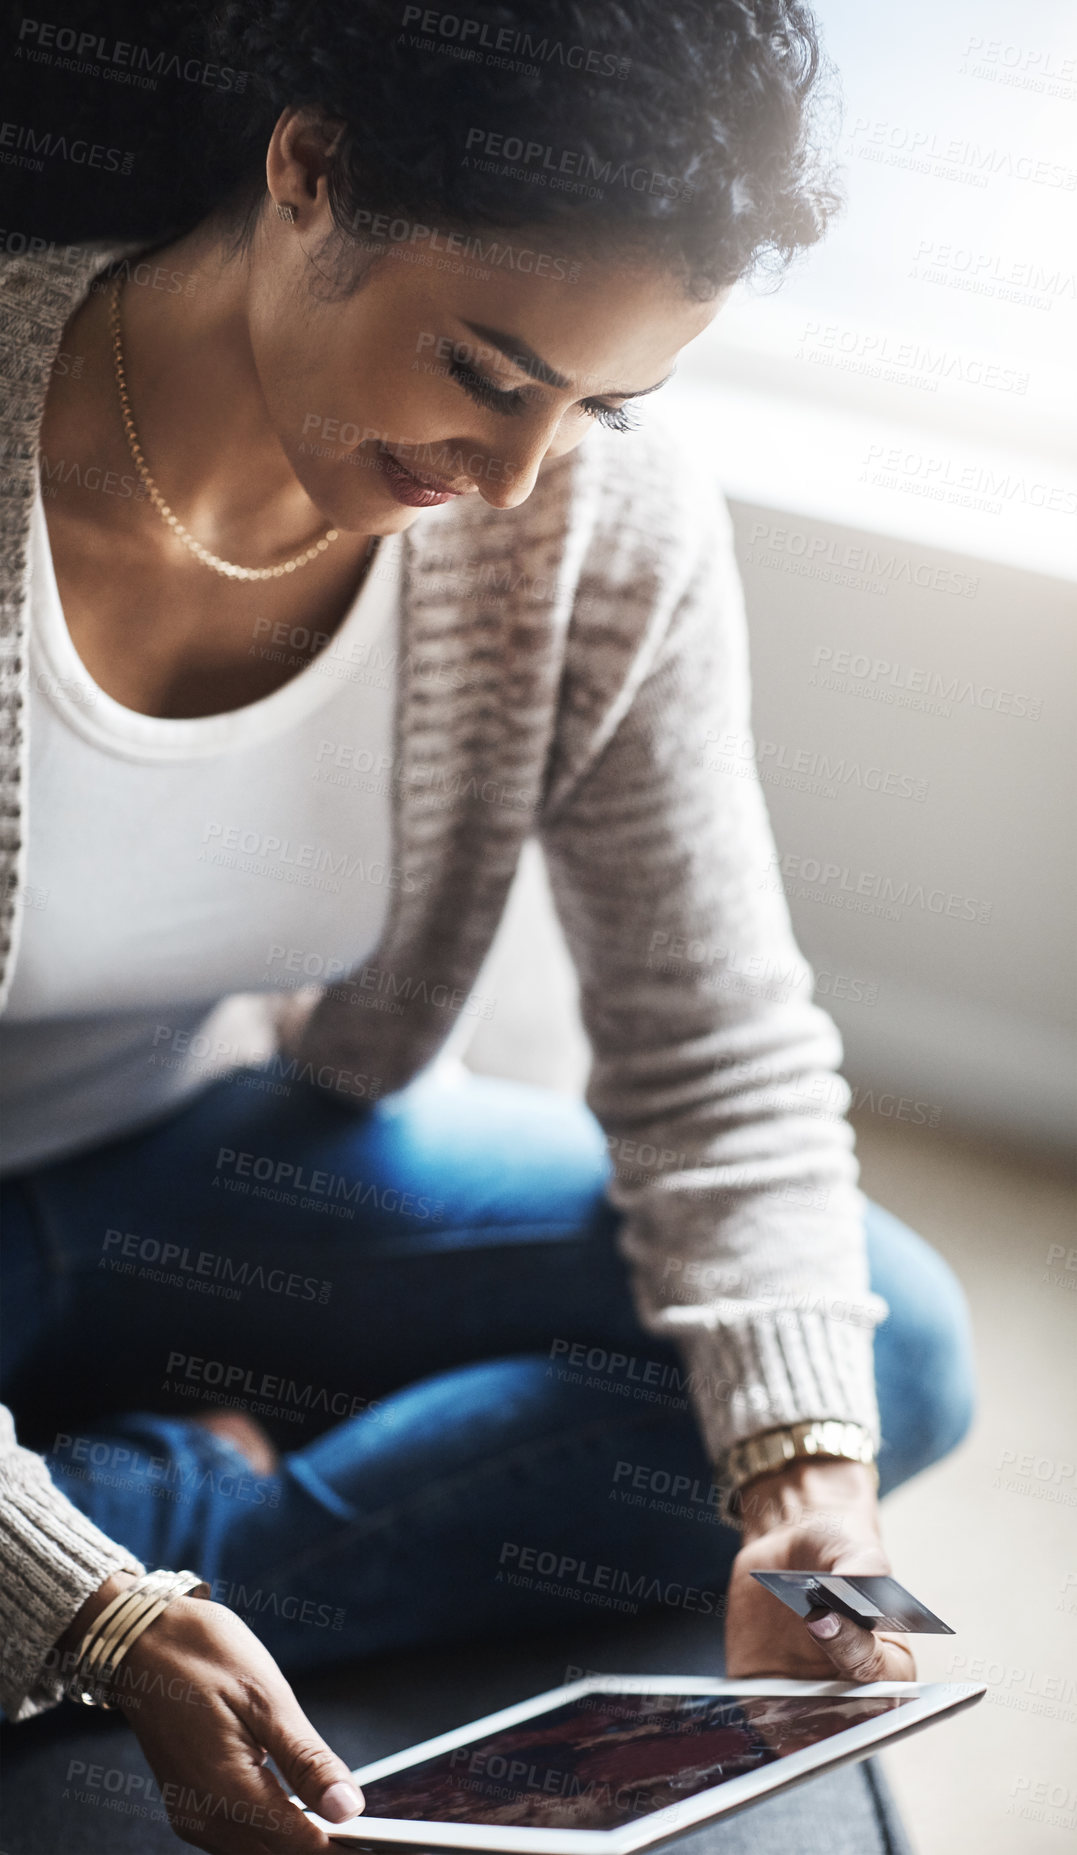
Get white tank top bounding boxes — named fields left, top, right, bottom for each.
left=0, top=484, right=401, bottom=1173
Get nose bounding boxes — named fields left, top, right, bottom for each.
left=470, top=417, right=569, bottom=510
left=478, top=477, right=540, bottom=512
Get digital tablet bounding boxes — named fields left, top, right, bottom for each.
left=298, top=1674, right=985, bottom=1849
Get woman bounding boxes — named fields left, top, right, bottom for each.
left=0, top=0, right=975, bottom=1848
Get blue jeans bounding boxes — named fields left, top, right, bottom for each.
left=0, top=1061, right=975, bottom=1674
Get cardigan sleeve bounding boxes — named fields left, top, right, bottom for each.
left=537, top=442, right=887, bottom=1465
left=0, top=1404, right=145, bottom=1720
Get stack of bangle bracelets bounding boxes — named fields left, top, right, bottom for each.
left=67, top=1568, right=210, bottom=1708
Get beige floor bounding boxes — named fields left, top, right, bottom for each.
left=850, top=1116, right=1076, bottom=1855
left=461, top=845, right=1077, bottom=1855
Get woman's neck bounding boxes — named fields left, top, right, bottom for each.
left=87, top=223, right=328, bottom=558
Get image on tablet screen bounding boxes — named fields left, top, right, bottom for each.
left=358, top=1691, right=912, bottom=1829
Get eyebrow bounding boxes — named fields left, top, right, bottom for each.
left=460, top=320, right=676, bottom=400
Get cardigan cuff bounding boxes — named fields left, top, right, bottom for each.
left=0, top=1470, right=146, bottom=1720
left=663, top=1302, right=885, bottom=1466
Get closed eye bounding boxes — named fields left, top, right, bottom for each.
left=448, top=358, right=641, bottom=434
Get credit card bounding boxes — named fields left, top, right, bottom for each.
left=751, top=1571, right=954, bottom=1634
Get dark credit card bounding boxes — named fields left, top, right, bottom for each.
left=751, top=1571, right=954, bottom=1634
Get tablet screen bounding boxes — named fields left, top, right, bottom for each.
left=358, top=1691, right=912, bottom=1830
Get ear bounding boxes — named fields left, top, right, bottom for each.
left=266, top=107, right=347, bottom=223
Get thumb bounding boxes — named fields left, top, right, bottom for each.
left=258, top=1681, right=365, bottom=1825
left=805, top=1608, right=916, bottom=1684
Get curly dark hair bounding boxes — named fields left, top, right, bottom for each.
left=3, top=0, right=841, bottom=295
left=206, top=0, right=841, bottom=296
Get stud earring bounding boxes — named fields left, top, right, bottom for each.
left=275, top=203, right=297, bottom=223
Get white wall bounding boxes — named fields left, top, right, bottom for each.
left=729, top=497, right=1075, bottom=1154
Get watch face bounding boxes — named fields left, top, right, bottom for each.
left=740, top=1432, right=796, bottom=1475
left=730, top=1425, right=876, bottom=1499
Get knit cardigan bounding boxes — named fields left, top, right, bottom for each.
left=0, top=241, right=886, bottom=1719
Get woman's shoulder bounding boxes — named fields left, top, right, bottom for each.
left=408, top=409, right=734, bottom=697
left=0, top=233, right=137, bottom=273
left=517, top=405, right=734, bottom=610
left=582, top=406, right=728, bottom=555
left=0, top=239, right=137, bottom=393
left=0, top=238, right=116, bottom=313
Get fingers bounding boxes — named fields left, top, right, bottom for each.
left=804, top=1607, right=917, bottom=1683
left=131, top=1708, right=337, bottom=1854
left=119, top=1604, right=356, bottom=1851
left=249, top=1675, right=365, bottom=1826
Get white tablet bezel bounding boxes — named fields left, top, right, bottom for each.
left=303, top=1673, right=985, bottom=1848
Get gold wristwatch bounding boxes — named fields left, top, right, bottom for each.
left=720, top=1419, right=877, bottom=1527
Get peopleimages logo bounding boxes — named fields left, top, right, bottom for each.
left=400, top=6, right=629, bottom=78
left=101, top=1227, right=332, bottom=1305
left=700, top=727, right=929, bottom=803
left=214, top=1146, right=445, bottom=1221
left=464, top=128, right=693, bottom=198
left=59, top=1759, right=288, bottom=1833
left=198, top=820, right=424, bottom=897
left=341, top=209, right=580, bottom=282
left=50, top=1432, right=279, bottom=1508
left=909, top=240, right=1075, bottom=311
left=0, top=119, right=133, bottom=171
left=810, top=646, right=1043, bottom=720
left=209, top=1579, right=345, bottom=1631
left=796, top=322, right=1030, bottom=396
left=497, top=1540, right=724, bottom=1618
left=860, top=444, right=1076, bottom=516
left=163, top=1351, right=380, bottom=1424
left=746, top=521, right=980, bottom=598
left=764, top=851, right=992, bottom=925
left=846, top=116, right=1077, bottom=191
left=16, top=18, right=249, bottom=91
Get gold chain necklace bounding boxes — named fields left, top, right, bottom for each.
left=108, top=274, right=342, bottom=583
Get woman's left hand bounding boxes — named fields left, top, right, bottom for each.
left=723, top=1459, right=916, bottom=1684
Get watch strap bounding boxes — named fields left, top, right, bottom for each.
left=721, top=1419, right=877, bottom=1528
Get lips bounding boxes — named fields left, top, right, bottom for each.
left=376, top=444, right=469, bottom=508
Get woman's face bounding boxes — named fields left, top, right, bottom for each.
left=245, top=118, right=726, bottom=534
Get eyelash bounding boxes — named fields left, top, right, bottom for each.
left=448, top=358, right=641, bottom=435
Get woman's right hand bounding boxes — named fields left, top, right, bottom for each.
left=73, top=1576, right=365, bottom=1851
